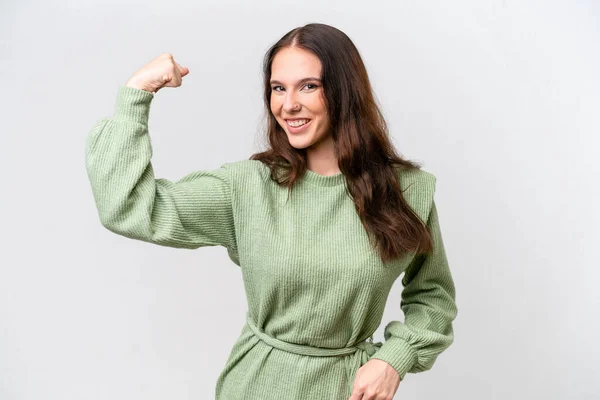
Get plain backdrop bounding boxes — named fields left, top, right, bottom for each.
left=1, top=1, right=599, bottom=399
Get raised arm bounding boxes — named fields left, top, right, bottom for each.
left=85, top=85, right=237, bottom=252
left=369, top=199, right=458, bottom=381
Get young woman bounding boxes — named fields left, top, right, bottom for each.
left=85, top=23, right=458, bottom=400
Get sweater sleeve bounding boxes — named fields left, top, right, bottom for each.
left=84, top=85, right=237, bottom=251
left=368, top=199, right=458, bottom=380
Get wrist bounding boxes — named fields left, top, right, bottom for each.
left=125, top=79, right=155, bottom=93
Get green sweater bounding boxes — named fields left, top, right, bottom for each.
left=85, top=85, right=458, bottom=399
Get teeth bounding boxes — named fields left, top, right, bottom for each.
left=288, top=119, right=310, bottom=127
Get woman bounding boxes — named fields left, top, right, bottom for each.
left=85, top=23, right=458, bottom=400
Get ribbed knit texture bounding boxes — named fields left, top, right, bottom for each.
left=85, top=85, right=458, bottom=399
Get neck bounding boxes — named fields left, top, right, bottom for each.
left=305, top=134, right=340, bottom=176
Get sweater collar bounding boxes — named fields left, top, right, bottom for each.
left=302, top=169, right=346, bottom=187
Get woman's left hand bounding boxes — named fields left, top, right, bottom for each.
left=348, top=359, right=401, bottom=400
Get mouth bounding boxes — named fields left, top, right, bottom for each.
left=285, top=118, right=312, bottom=134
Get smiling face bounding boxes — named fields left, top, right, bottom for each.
left=269, top=46, right=332, bottom=151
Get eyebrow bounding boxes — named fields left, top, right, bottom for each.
left=269, top=77, right=322, bottom=86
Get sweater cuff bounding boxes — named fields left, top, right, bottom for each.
left=114, top=85, right=155, bottom=126
left=368, top=337, right=418, bottom=380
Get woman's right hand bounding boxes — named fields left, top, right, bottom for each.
left=125, top=53, right=190, bottom=93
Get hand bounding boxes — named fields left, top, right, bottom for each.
left=348, top=359, right=401, bottom=400
left=125, top=53, right=190, bottom=94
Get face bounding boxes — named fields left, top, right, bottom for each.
left=270, top=47, right=331, bottom=150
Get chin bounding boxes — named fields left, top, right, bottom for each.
left=287, top=137, right=314, bottom=149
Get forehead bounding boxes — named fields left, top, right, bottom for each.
left=271, top=47, right=322, bottom=82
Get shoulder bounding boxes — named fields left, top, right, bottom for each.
left=221, top=159, right=269, bottom=177
left=395, top=166, right=437, bottom=221
left=396, top=166, right=436, bottom=191
left=220, top=159, right=272, bottom=189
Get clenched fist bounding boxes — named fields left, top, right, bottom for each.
left=125, top=53, right=190, bottom=94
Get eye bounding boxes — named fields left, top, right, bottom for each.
left=271, top=83, right=320, bottom=92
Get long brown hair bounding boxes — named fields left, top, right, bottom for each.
left=250, top=23, right=433, bottom=263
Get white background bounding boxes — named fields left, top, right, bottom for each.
left=1, top=0, right=598, bottom=399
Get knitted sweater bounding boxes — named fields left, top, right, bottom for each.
left=84, top=85, right=458, bottom=399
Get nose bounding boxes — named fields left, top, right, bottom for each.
left=283, top=92, right=301, bottom=113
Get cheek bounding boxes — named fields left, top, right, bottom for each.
left=269, top=104, right=279, bottom=123
left=313, top=101, right=328, bottom=118
left=269, top=97, right=278, bottom=112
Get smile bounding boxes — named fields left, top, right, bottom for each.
left=286, top=119, right=312, bottom=133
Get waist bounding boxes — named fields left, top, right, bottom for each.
left=245, top=313, right=381, bottom=358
